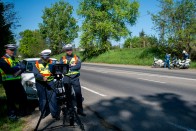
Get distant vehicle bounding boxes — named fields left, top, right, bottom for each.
left=21, top=58, right=58, bottom=100
left=152, top=57, right=191, bottom=69
left=175, top=59, right=191, bottom=69
left=152, top=57, right=165, bottom=68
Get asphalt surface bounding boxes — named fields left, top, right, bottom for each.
left=28, top=63, right=196, bottom=131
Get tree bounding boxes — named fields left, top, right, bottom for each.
left=39, top=0, right=79, bottom=54
left=78, top=0, right=139, bottom=58
left=123, top=36, right=141, bottom=48
left=19, top=30, right=48, bottom=58
left=0, top=1, right=18, bottom=56
left=139, top=29, right=146, bottom=47
left=151, top=0, right=196, bottom=57
left=146, top=35, right=159, bottom=47
left=123, top=38, right=131, bottom=48
left=123, top=34, right=159, bottom=49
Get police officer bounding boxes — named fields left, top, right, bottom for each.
left=182, top=50, right=189, bottom=61
left=0, top=44, right=28, bottom=120
left=164, top=53, right=171, bottom=69
left=60, top=44, right=86, bottom=116
left=33, top=49, right=60, bottom=119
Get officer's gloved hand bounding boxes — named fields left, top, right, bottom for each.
left=12, top=66, right=20, bottom=71
left=13, top=66, right=23, bottom=77
left=19, top=62, right=26, bottom=72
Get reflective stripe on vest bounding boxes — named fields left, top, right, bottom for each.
left=2, top=56, right=11, bottom=66
left=0, top=57, right=21, bottom=81
left=62, top=55, right=79, bottom=76
left=35, top=60, right=53, bottom=81
left=62, top=55, right=78, bottom=64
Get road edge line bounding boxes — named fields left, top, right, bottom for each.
left=81, top=86, right=107, bottom=97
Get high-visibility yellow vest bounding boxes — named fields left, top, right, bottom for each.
left=0, top=56, right=21, bottom=81
left=35, top=60, right=54, bottom=81
left=62, top=55, right=80, bottom=76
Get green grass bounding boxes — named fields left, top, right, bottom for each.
left=86, top=48, right=157, bottom=66
left=0, top=85, right=25, bottom=131
left=52, top=48, right=196, bottom=68
left=0, top=85, right=6, bottom=97
left=190, top=61, right=196, bottom=69
left=85, top=48, right=196, bottom=68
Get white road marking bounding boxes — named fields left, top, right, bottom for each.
left=136, top=73, right=196, bottom=81
left=137, top=78, right=166, bottom=84
left=82, top=67, right=196, bottom=81
left=94, top=70, right=108, bottom=73
left=81, top=86, right=107, bottom=97
left=167, top=122, right=196, bottom=131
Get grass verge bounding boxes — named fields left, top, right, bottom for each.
left=85, top=48, right=159, bottom=66
left=52, top=48, right=196, bottom=69
left=85, top=48, right=196, bottom=68
left=190, top=61, right=196, bottom=69
left=0, top=84, right=25, bottom=131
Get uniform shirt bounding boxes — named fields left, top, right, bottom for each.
left=59, top=54, right=81, bottom=78
left=183, top=53, right=189, bottom=60
left=165, top=54, right=170, bottom=61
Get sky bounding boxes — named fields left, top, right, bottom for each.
left=3, top=0, right=160, bottom=46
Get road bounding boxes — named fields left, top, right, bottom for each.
left=26, top=63, right=196, bottom=131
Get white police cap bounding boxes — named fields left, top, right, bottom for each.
left=40, top=49, right=51, bottom=56
left=182, top=50, right=186, bottom=54
left=63, top=44, right=73, bottom=50
left=4, top=44, right=18, bottom=50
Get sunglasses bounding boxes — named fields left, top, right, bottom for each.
left=9, top=49, right=15, bottom=51
left=66, top=49, right=73, bottom=51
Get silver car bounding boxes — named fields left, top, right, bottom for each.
left=21, top=58, right=57, bottom=100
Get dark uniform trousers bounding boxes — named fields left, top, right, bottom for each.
left=2, top=80, right=27, bottom=116
left=63, top=76, right=83, bottom=111
left=36, top=80, right=60, bottom=118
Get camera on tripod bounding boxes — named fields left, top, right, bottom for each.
left=51, top=64, right=69, bottom=80
left=35, top=63, right=85, bottom=131
left=50, top=64, right=69, bottom=104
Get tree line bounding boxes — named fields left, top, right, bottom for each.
left=0, top=0, right=195, bottom=60
left=0, top=0, right=17, bottom=56
left=151, top=0, right=196, bottom=59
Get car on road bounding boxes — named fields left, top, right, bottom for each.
left=21, top=58, right=58, bottom=100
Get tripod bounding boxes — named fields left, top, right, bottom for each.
left=60, top=75, right=85, bottom=130
left=34, top=81, right=55, bottom=131
left=34, top=75, right=85, bottom=131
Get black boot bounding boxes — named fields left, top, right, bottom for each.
left=77, top=108, right=86, bottom=117
left=8, top=110, right=18, bottom=121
